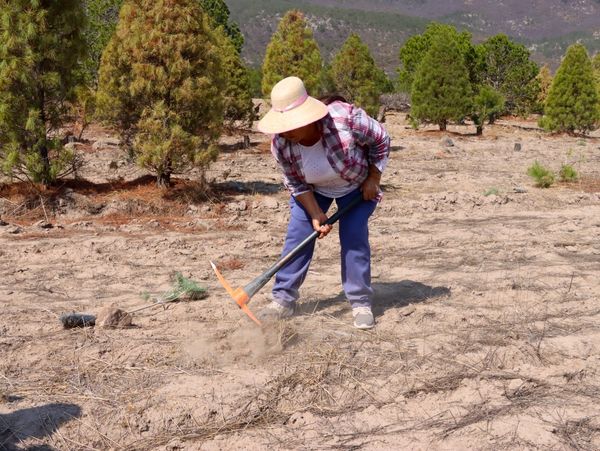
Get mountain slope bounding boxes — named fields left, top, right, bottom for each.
left=227, top=0, right=600, bottom=73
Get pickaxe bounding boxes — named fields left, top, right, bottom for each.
left=211, top=193, right=364, bottom=326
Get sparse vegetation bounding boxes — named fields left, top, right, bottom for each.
left=527, top=161, right=555, bottom=188
left=559, top=164, right=578, bottom=182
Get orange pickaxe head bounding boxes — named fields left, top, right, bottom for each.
left=210, top=261, right=261, bottom=326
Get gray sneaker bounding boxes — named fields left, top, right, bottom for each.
left=257, top=301, right=294, bottom=321
left=352, top=306, right=374, bottom=330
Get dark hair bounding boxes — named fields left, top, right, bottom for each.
left=318, top=94, right=348, bottom=105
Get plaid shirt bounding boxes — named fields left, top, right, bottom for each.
left=271, top=101, right=390, bottom=198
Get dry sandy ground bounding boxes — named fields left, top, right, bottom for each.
left=1, top=113, right=600, bottom=450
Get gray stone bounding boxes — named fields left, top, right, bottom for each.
left=440, top=136, right=454, bottom=147
left=92, top=137, right=120, bottom=150
left=514, top=143, right=522, bottom=151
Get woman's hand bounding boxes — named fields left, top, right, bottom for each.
left=295, top=191, right=332, bottom=239
left=361, top=164, right=382, bottom=200
left=312, top=212, right=333, bottom=239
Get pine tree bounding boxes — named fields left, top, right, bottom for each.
left=96, top=0, right=225, bottom=186
left=475, top=34, right=539, bottom=116
left=410, top=29, right=473, bottom=131
left=540, top=44, right=599, bottom=134
left=200, top=0, right=244, bottom=54
left=329, top=34, right=386, bottom=116
left=81, top=0, right=123, bottom=85
left=0, top=0, right=87, bottom=186
left=397, top=22, right=475, bottom=93
left=262, top=10, right=323, bottom=97
left=213, top=26, right=254, bottom=129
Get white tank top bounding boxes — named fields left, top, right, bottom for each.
left=296, top=140, right=356, bottom=198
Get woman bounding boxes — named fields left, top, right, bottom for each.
left=257, top=76, right=390, bottom=329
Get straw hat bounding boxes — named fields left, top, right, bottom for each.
left=257, top=76, right=328, bottom=134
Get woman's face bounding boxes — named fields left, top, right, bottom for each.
left=280, top=122, right=319, bottom=145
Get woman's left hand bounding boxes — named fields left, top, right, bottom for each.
left=360, top=176, right=380, bottom=200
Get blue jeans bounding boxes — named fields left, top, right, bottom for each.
left=272, top=189, right=377, bottom=309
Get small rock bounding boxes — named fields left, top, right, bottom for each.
left=440, top=136, right=454, bottom=147
left=0, top=219, right=8, bottom=226
left=261, top=197, right=279, bottom=209
left=96, top=307, right=132, bottom=328
left=513, top=187, right=527, bottom=193
left=227, top=200, right=247, bottom=212
left=34, top=220, right=53, bottom=229
left=7, top=226, right=22, bottom=234
left=514, top=143, right=522, bottom=151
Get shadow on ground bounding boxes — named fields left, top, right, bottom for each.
left=0, top=403, right=81, bottom=451
left=211, top=180, right=282, bottom=195
left=297, top=280, right=450, bottom=317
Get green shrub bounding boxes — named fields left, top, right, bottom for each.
left=559, top=164, right=578, bottom=182
left=527, top=161, right=555, bottom=188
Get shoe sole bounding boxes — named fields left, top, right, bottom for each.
left=354, top=322, right=375, bottom=330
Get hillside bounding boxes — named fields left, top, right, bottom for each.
left=227, top=0, right=600, bottom=73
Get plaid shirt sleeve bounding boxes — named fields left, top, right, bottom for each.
left=349, top=106, right=390, bottom=174
left=271, top=136, right=311, bottom=197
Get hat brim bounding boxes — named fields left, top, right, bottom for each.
left=257, top=96, right=328, bottom=134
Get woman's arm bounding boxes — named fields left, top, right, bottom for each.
left=295, top=191, right=332, bottom=238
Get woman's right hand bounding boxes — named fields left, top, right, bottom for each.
left=312, top=212, right=332, bottom=239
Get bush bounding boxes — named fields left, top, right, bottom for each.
left=527, top=161, right=555, bottom=188
left=559, top=164, right=578, bottom=182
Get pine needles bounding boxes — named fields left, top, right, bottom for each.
left=140, top=272, right=208, bottom=305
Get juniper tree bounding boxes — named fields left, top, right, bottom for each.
left=329, top=34, right=386, bottom=116
left=0, top=0, right=87, bottom=186
left=471, top=86, right=505, bottom=135
left=262, top=10, right=323, bottom=96
left=410, top=29, right=472, bottom=131
left=96, top=0, right=225, bottom=186
left=540, top=44, right=599, bottom=134
left=397, top=22, right=476, bottom=93
left=474, top=34, right=539, bottom=116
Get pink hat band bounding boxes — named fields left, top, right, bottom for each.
left=272, top=93, right=308, bottom=113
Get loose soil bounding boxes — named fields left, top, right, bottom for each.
left=1, top=114, right=600, bottom=450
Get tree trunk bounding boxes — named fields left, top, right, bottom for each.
left=439, top=120, right=447, bottom=131
left=476, top=125, right=483, bottom=136
left=39, top=143, right=51, bottom=186
left=39, top=88, right=51, bottom=186
left=157, top=158, right=173, bottom=187
left=157, top=171, right=171, bottom=187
